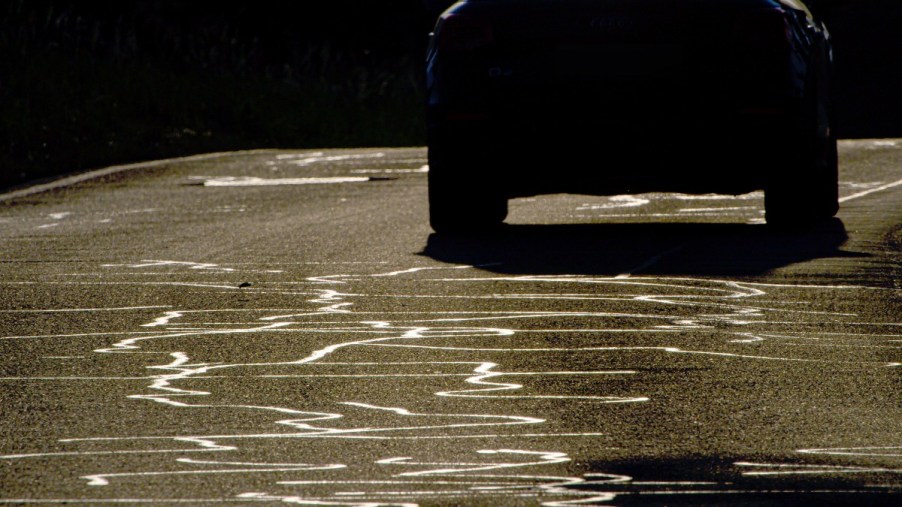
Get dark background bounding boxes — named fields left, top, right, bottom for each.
left=1, top=0, right=899, bottom=190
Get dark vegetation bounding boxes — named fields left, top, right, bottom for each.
left=0, top=0, right=433, bottom=188
left=819, top=0, right=902, bottom=140
left=1, top=0, right=899, bottom=190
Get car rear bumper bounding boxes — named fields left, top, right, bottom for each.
left=427, top=100, right=798, bottom=198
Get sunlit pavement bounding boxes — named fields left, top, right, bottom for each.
left=1, top=141, right=900, bottom=504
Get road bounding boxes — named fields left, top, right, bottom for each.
left=1, top=141, right=900, bottom=505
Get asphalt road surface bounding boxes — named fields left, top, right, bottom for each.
left=1, top=141, right=900, bottom=505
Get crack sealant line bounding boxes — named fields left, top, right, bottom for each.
left=95, top=321, right=294, bottom=353
left=82, top=463, right=347, bottom=487
left=0, top=150, right=275, bottom=202
left=839, top=177, right=902, bottom=203
left=432, top=275, right=881, bottom=292
left=370, top=263, right=502, bottom=278
left=0, top=305, right=171, bottom=313
left=363, top=343, right=851, bottom=363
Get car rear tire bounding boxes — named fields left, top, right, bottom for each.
left=764, top=133, right=838, bottom=227
left=428, top=144, right=508, bottom=234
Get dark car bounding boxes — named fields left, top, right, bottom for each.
left=425, top=0, right=839, bottom=232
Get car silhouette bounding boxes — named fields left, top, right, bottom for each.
left=425, top=0, right=838, bottom=232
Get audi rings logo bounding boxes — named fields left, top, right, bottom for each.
left=589, top=16, right=636, bottom=32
